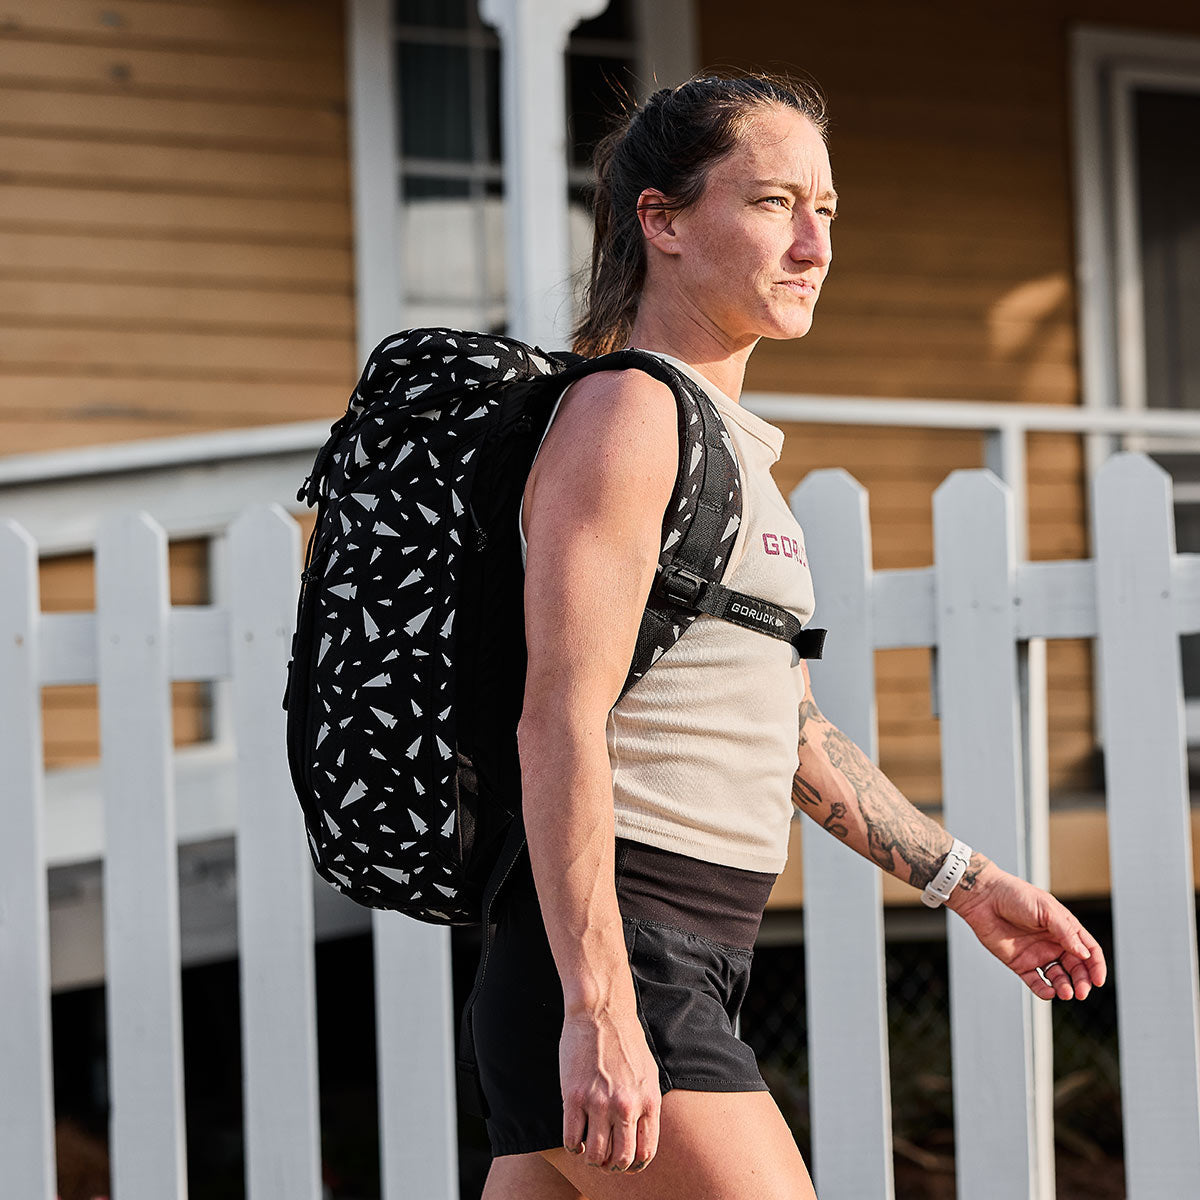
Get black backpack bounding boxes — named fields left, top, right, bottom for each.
left=283, top=328, right=824, bottom=926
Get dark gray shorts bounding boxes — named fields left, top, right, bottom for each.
left=468, top=838, right=775, bottom=1157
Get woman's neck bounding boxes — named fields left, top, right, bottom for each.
left=625, top=311, right=756, bottom=404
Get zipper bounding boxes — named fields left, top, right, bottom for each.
left=472, top=824, right=526, bottom=984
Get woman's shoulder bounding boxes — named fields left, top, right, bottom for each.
left=527, top=367, right=678, bottom=511
left=557, top=362, right=677, bottom=417
left=548, top=366, right=678, bottom=459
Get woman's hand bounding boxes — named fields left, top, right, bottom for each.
left=948, top=862, right=1108, bottom=1000
left=560, top=1007, right=661, bottom=1173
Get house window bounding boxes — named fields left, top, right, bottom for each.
left=391, top=0, right=677, bottom=334
left=1136, top=89, right=1200, bottom=415
left=1072, top=29, right=1200, bottom=722
left=1135, top=87, right=1200, bottom=702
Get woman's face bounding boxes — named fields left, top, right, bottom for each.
left=655, top=104, right=836, bottom=346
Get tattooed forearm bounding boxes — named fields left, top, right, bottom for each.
left=820, top=724, right=947, bottom=886
left=792, top=670, right=987, bottom=895
left=792, top=710, right=957, bottom=890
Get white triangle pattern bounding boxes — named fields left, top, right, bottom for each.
left=291, top=329, right=742, bottom=924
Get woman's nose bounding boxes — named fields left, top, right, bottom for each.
left=790, top=214, right=832, bottom=269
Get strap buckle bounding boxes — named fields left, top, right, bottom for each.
left=657, top=565, right=707, bottom=607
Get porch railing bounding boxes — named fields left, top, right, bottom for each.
left=5, top=394, right=1200, bottom=556
left=2, top=454, right=1198, bottom=1199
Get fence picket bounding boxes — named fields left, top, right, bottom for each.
left=228, top=506, right=322, bottom=1200
left=7, top=459, right=1199, bottom=1198
left=1094, top=453, right=1200, bottom=1196
left=792, top=470, right=894, bottom=1200
left=96, top=512, right=188, bottom=1199
left=0, top=521, right=56, bottom=1200
left=933, top=471, right=1049, bottom=1200
left=375, top=915, right=459, bottom=1200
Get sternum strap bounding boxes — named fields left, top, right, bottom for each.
left=652, top=565, right=826, bottom=659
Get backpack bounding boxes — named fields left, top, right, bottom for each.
left=283, top=328, right=825, bottom=926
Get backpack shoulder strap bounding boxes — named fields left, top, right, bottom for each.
left=543, top=350, right=825, bottom=702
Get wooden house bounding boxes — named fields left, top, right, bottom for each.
left=5, top=0, right=1200, bottom=924
left=4, top=4, right=1200, bottom=1197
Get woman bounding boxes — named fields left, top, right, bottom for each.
left=472, top=73, right=1107, bottom=1199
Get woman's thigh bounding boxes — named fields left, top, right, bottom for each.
left=540, top=1089, right=816, bottom=1200
left=483, top=1152, right=587, bottom=1200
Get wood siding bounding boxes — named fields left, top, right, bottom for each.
left=699, top=0, right=1200, bottom=803
left=11, top=0, right=1200, bottom=797
left=2, top=0, right=355, bottom=764
left=0, top=0, right=356, bottom=459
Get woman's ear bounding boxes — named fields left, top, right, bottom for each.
left=636, top=188, right=680, bottom=255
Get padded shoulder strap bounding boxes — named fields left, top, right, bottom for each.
left=544, top=350, right=824, bottom=702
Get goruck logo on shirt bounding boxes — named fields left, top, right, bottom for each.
left=761, top=532, right=807, bottom=566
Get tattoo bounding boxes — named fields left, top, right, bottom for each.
left=791, top=774, right=821, bottom=809
left=822, top=800, right=849, bottom=839
left=792, top=690, right=974, bottom=891
left=793, top=693, right=849, bottom=838
left=820, top=725, right=947, bottom=888
left=797, top=694, right=820, bottom=750
left=960, top=856, right=983, bottom=893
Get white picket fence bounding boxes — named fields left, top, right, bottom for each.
left=2, top=454, right=1199, bottom=1200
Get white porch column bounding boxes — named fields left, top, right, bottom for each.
left=479, top=0, right=608, bottom=348
left=346, top=0, right=404, bottom=361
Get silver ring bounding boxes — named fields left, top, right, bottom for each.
left=1035, top=960, right=1063, bottom=986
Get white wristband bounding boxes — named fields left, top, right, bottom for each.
left=921, top=839, right=972, bottom=908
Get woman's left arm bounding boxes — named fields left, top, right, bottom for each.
left=793, top=664, right=1107, bottom=1001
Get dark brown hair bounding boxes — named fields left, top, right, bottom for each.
left=572, top=72, right=828, bottom=356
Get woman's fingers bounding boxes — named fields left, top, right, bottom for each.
left=1077, top=925, right=1108, bottom=986
left=1047, top=960, right=1075, bottom=1001
left=1066, top=957, right=1093, bottom=1000
left=604, top=1113, right=640, bottom=1172
left=1049, top=903, right=1109, bottom=983
left=631, top=1108, right=659, bottom=1172
left=1045, top=909, right=1108, bottom=995
left=571, top=1098, right=658, bottom=1173
left=563, top=1108, right=586, bottom=1158
left=1024, top=947, right=1106, bottom=1001
left=1023, top=965, right=1057, bottom=1001
left=582, top=1114, right=611, bottom=1169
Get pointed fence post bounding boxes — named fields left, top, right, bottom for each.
left=791, top=469, right=895, bottom=1200
left=933, top=471, right=1050, bottom=1200
left=376, top=914, right=459, bottom=1200
left=0, top=521, right=56, bottom=1200
left=1094, top=453, right=1200, bottom=1197
left=229, top=506, right=322, bottom=1200
left=96, top=512, right=188, bottom=1199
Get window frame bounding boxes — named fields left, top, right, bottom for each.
left=1071, top=26, right=1200, bottom=736
left=1072, top=27, right=1200, bottom=424
left=370, top=0, right=698, bottom=334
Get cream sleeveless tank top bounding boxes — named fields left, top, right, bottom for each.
left=519, top=352, right=815, bottom=873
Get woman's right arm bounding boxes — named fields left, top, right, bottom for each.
left=517, top=367, right=679, bottom=1175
